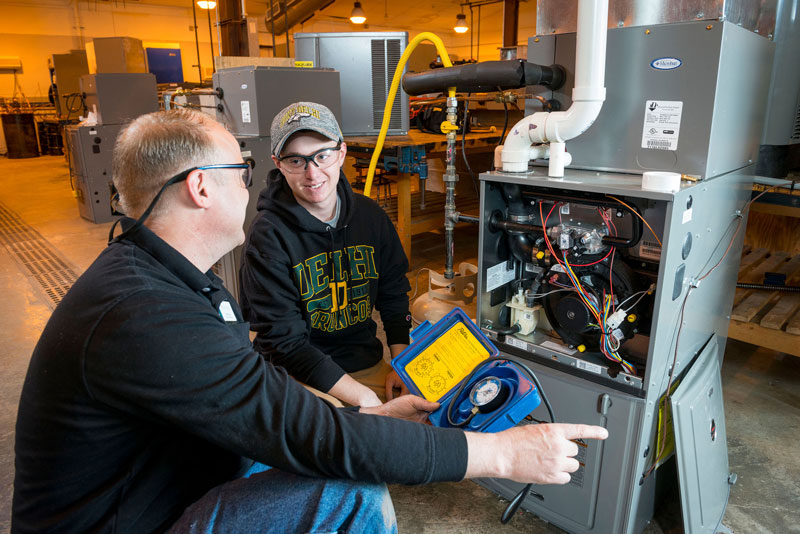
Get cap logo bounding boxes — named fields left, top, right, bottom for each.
left=279, top=104, right=321, bottom=127
left=287, top=112, right=311, bottom=124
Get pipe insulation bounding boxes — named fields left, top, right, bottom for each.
left=500, top=0, right=609, bottom=176
left=402, top=60, right=566, bottom=95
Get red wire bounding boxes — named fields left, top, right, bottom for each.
left=540, top=202, right=564, bottom=268
left=598, top=208, right=618, bottom=312
left=609, top=249, right=616, bottom=311
left=542, top=202, right=613, bottom=267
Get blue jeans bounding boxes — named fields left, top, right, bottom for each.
left=168, top=463, right=397, bottom=534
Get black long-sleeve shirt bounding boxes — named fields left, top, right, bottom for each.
left=12, top=220, right=467, bottom=534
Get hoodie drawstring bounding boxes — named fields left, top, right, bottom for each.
left=342, top=225, right=357, bottom=319
left=327, top=226, right=346, bottom=330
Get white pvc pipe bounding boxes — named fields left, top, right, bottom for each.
left=494, top=143, right=550, bottom=171
left=500, top=0, right=608, bottom=175
left=548, top=142, right=573, bottom=177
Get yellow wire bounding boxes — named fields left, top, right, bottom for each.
left=363, top=32, right=456, bottom=198
left=563, top=255, right=602, bottom=324
left=607, top=195, right=662, bottom=248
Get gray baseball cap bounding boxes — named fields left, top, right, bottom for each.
left=270, top=102, right=343, bottom=156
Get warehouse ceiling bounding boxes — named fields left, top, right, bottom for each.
left=255, top=0, right=507, bottom=36
left=94, top=0, right=521, bottom=44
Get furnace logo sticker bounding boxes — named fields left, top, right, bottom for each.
left=650, top=57, right=682, bottom=70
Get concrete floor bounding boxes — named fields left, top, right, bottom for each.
left=1, top=155, right=799, bottom=533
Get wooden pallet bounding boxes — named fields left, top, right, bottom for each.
left=727, top=246, right=800, bottom=356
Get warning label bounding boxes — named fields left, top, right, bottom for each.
left=486, top=261, right=515, bottom=292
left=641, top=100, right=683, bottom=151
left=568, top=438, right=588, bottom=488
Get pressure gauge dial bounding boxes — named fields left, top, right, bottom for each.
left=469, top=377, right=509, bottom=413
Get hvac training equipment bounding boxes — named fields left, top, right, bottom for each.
left=66, top=73, right=158, bottom=224
left=400, top=0, right=778, bottom=532
left=294, top=32, right=410, bottom=136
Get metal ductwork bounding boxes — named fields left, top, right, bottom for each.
left=264, top=0, right=334, bottom=36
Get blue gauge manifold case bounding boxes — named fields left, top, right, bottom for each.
left=390, top=308, right=541, bottom=433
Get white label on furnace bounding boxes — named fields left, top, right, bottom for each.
left=486, top=261, right=515, bottom=292
left=641, top=100, right=683, bottom=151
left=241, top=150, right=252, bottom=157
left=505, top=336, right=527, bottom=350
left=682, top=207, right=693, bottom=224
left=577, top=359, right=602, bottom=374
left=540, top=340, right=576, bottom=355
left=241, top=101, right=251, bottom=123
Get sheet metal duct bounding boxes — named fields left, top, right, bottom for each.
left=536, top=0, right=778, bottom=37
left=264, top=0, right=333, bottom=36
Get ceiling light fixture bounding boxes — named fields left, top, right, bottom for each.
left=350, top=2, right=366, bottom=24
left=454, top=13, right=469, bottom=33
left=196, top=0, right=216, bottom=9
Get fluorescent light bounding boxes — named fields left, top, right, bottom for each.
left=197, top=1, right=216, bottom=9
left=454, top=13, right=468, bottom=33
left=350, top=2, right=366, bottom=24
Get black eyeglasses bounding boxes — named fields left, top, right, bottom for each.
left=277, top=143, right=342, bottom=173
left=108, top=163, right=253, bottom=245
left=182, top=163, right=253, bottom=188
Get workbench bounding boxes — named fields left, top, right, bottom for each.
left=344, top=130, right=501, bottom=259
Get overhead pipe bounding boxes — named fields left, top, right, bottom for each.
left=402, top=60, right=565, bottom=95
left=72, top=0, right=86, bottom=49
left=215, top=3, right=223, bottom=57
left=264, top=0, right=333, bottom=36
left=268, top=0, right=277, bottom=53
left=191, top=1, right=203, bottom=82
left=500, top=0, right=609, bottom=177
left=282, top=0, right=290, bottom=57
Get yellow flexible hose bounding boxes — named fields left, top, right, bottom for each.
left=363, top=32, right=456, bottom=198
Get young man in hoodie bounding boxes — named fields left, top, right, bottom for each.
left=239, top=102, right=412, bottom=407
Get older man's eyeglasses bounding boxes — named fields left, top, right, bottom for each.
left=107, top=162, right=253, bottom=244
left=277, top=143, right=342, bottom=173
left=156, top=163, right=254, bottom=192
left=192, top=163, right=253, bottom=188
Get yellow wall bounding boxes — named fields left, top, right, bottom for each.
left=0, top=0, right=219, bottom=99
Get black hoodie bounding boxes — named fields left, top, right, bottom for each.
left=239, top=169, right=411, bottom=393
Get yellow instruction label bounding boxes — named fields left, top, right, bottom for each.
left=294, top=61, right=314, bottom=68
left=405, top=322, right=490, bottom=401
left=653, top=379, right=681, bottom=470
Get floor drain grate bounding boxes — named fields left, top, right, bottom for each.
left=0, top=202, right=79, bottom=307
